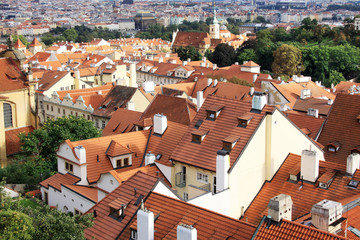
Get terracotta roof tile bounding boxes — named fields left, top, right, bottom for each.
left=0, top=58, right=27, bottom=91
left=102, top=108, right=142, bottom=136
left=14, top=39, right=26, bottom=49
left=317, top=94, right=360, bottom=166
left=37, top=70, right=69, bottom=92
left=293, top=97, right=332, bottom=116
left=5, top=126, right=34, bottom=155
left=173, top=32, right=211, bottom=48
left=105, top=140, right=132, bottom=157
left=243, top=153, right=360, bottom=226
left=62, top=184, right=100, bottom=203
left=171, top=95, right=274, bottom=171
left=40, top=173, right=80, bottom=191
left=29, top=37, right=42, bottom=47
left=285, top=112, right=325, bottom=139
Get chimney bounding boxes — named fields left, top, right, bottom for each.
left=251, top=92, right=267, bottom=111
left=249, top=87, right=255, bottom=96
left=153, top=114, right=167, bottom=135
left=311, top=200, right=343, bottom=233
left=145, top=151, right=156, bottom=166
left=213, top=79, right=218, bottom=87
left=97, top=90, right=102, bottom=95
left=197, top=91, right=204, bottom=112
left=142, top=81, right=155, bottom=93
left=346, top=153, right=360, bottom=175
left=216, top=150, right=230, bottom=193
left=327, top=99, right=333, bottom=105
left=202, top=56, right=206, bottom=62
left=301, top=150, right=319, bottom=183
left=177, top=224, right=197, bottom=240
left=268, top=194, right=293, bottom=222
left=207, top=78, right=212, bottom=87
left=307, top=108, right=319, bottom=118
left=137, top=208, right=154, bottom=240
left=300, top=89, right=311, bottom=99
left=27, top=70, right=33, bottom=82
left=74, top=145, right=86, bottom=164
left=206, top=63, right=210, bottom=68
left=235, top=62, right=239, bottom=65
left=253, top=74, right=257, bottom=83
left=187, top=58, right=191, bottom=62
left=127, top=100, right=135, bottom=111
left=158, top=57, right=163, bottom=63
left=183, top=61, right=187, bottom=66
left=212, top=64, right=217, bottom=70
left=129, top=63, right=137, bottom=87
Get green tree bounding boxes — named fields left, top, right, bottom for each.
left=325, top=70, right=346, bottom=88
left=175, top=46, right=201, bottom=61
left=301, top=45, right=330, bottom=84
left=272, top=44, right=303, bottom=78
left=0, top=209, right=34, bottom=240
left=211, top=43, right=237, bottom=67
left=41, top=33, right=55, bottom=46
left=11, top=35, right=28, bottom=47
left=20, top=116, right=101, bottom=169
left=63, top=28, right=78, bottom=42
left=237, top=48, right=258, bottom=64
left=147, top=23, right=162, bottom=38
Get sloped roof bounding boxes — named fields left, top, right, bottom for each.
left=14, top=39, right=26, bottom=49
left=137, top=94, right=197, bottom=126
left=62, top=184, right=100, bottom=203
left=285, top=112, right=325, bottom=139
left=29, top=37, right=42, bottom=47
left=102, top=108, right=142, bottom=136
left=0, top=58, right=27, bottom=92
left=293, top=97, right=332, bottom=116
left=317, top=94, right=360, bottom=166
left=123, top=192, right=257, bottom=240
left=173, top=32, right=210, bottom=48
left=37, top=70, right=69, bottom=92
left=253, top=216, right=345, bottom=240
left=5, top=126, right=34, bottom=155
left=40, top=173, right=80, bottom=191
left=84, top=171, right=160, bottom=239
left=170, top=95, right=275, bottom=171
left=243, top=153, right=360, bottom=226
left=105, top=140, right=132, bottom=157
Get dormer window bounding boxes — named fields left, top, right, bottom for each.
left=357, top=114, right=360, bottom=123
left=327, top=141, right=341, bottom=152
left=206, top=105, right=224, bottom=121
left=106, top=140, right=133, bottom=168
left=65, top=162, right=74, bottom=173
left=222, top=136, right=240, bottom=152
left=191, top=129, right=208, bottom=144
left=238, top=113, right=253, bottom=128
left=109, top=204, right=126, bottom=219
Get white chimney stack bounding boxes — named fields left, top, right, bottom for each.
left=75, top=68, right=80, bottom=79
left=301, top=89, right=311, bottom=99
left=252, top=92, right=267, bottom=111
left=311, top=200, right=343, bottom=233
left=183, top=61, right=187, bottom=66
left=187, top=58, right=191, bottom=62
left=202, top=56, right=206, bottom=62
left=158, top=57, right=163, bottom=63
left=145, top=152, right=156, bottom=166
left=307, top=108, right=319, bottom=118
left=74, top=145, right=86, bottom=164
left=129, top=63, right=137, bottom=87
left=249, top=87, right=255, bottom=96
left=177, top=224, right=197, bottom=240
left=268, top=194, right=293, bottom=222
left=301, top=150, right=319, bottom=183
left=207, top=78, right=212, bottom=87
left=153, top=114, right=167, bottom=135
left=142, top=81, right=155, bottom=93
left=216, top=150, right=230, bottom=193
left=346, top=153, right=360, bottom=175
left=197, top=91, right=204, bottom=112
left=212, top=64, right=217, bottom=70
left=327, top=99, right=333, bottom=105
left=137, top=208, right=154, bottom=240
left=253, top=74, right=257, bottom=83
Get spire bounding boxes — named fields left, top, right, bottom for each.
left=212, top=0, right=218, bottom=25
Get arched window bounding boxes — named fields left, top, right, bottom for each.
left=3, top=103, right=12, bottom=128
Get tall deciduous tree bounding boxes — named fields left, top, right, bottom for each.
left=211, top=43, right=236, bottom=67
left=11, top=35, right=28, bottom=47
left=325, top=70, right=346, bottom=88
left=176, top=46, right=201, bottom=61
left=272, top=44, right=303, bottom=78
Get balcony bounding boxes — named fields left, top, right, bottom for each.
left=175, top=172, right=186, bottom=188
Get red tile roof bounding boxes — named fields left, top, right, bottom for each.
left=0, top=58, right=28, bottom=92
left=40, top=173, right=80, bottom=191
left=29, top=37, right=42, bottom=47
left=285, top=112, right=325, bottom=139
left=253, top=216, right=346, bottom=240
left=62, top=184, right=99, bottom=203
left=123, top=192, right=257, bottom=240
left=14, top=39, right=26, bottom=49
left=171, top=95, right=275, bottom=171
left=293, top=97, right=332, bottom=116
left=102, top=108, right=142, bottom=136
left=172, top=32, right=211, bottom=48
left=243, top=153, right=360, bottom=226
left=84, top=171, right=160, bottom=240
left=317, top=94, right=360, bottom=166
left=5, top=126, right=34, bottom=155
left=37, top=70, right=69, bottom=92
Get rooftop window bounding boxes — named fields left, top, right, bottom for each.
left=222, top=136, right=240, bottom=152
left=191, top=129, right=208, bottom=144
left=238, top=113, right=253, bottom=128
left=206, top=105, right=224, bottom=121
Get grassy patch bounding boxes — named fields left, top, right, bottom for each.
left=19, top=198, right=39, bottom=209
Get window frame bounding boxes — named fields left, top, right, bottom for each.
left=3, top=102, right=13, bottom=128
left=65, top=162, right=74, bottom=173
left=196, top=172, right=209, bottom=184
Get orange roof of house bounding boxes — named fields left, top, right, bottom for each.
left=40, top=173, right=80, bottom=191
left=5, top=126, right=34, bottom=155
left=253, top=216, right=345, bottom=240
left=37, top=70, right=69, bottom=92
left=173, top=32, right=210, bottom=48
left=63, top=130, right=150, bottom=183
left=241, top=61, right=259, bottom=67
left=0, top=58, right=28, bottom=91
left=171, top=95, right=275, bottom=171
left=62, top=184, right=99, bottom=203
left=102, top=108, right=142, bottom=136
left=334, top=81, right=360, bottom=94
left=317, top=94, right=360, bottom=166
left=29, top=37, right=42, bottom=47
left=285, top=112, right=325, bottom=139
left=278, top=81, right=335, bottom=101
left=14, top=39, right=26, bottom=49
left=84, top=171, right=160, bottom=239
left=105, top=140, right=132, bottom=157
left=26, top=52, right=51, bottom=63
left=242, top=153, right=360, bottom=226
left=293, top=97, right=332, bottom=116
left=124, top=192, right=257, bottom=239
left=38, top=61, right=62, bottom=70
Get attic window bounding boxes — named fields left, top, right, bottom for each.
left=109, top=204, right=126, bottom=219
left=156, top=154, right=162, bottom=160
left=327, top=141, right=341, bottom=152
left=238, top=113, right=253, bottom=128
left=222, top=136, right=240, bottom=152
left=206, top=105, right=224, bottom=121
left=130, top=229, right=137, bottom=240
left=194, top=120, right=203, bottom=129
left=191, top=129, right=208, bottom=144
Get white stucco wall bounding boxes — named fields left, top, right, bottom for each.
left=97, top=173, right=120, bottom=193
left=153, top=181, right=179, bottom=199
left=155, top=162, right=172, bottom=183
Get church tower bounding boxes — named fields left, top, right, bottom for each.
left=209, top=8, right=220, bottom=39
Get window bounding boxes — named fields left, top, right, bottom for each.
left=74, top=208, right=82, bottom=215
left=71, top=85, right=75, bottom=90
left=124, top=158, right=129, bottom=166
left=197, top=172, right=208, bottom=183
left=192, top=134, right=201, bottom=143
left=51, top=106, right=53, bottom=112
left=206, top=111, right=216, bottom=120
left=58, top=108, right=60, bottom=113
left=63, top=109, right=65, bottom=115
left=60, top=87, right=64, bottom=91
left=65, top=86, right=69, bottom=90
left=102, top=120, right=106, bottom=129
left=223, top=142, right=233, bottom=152
left=87, top=115, right=90, bottom=120
left=130, top=229, right=137, bottom=240
left=95, top=119, right=99, bottom=128
left=82, top=84, right=85, bottom=89
left=183, top=192, right=188, bottom=201
left=47, top=105, right=49, bottom=110
left=213, top=176, right=217, bottom=194
left=3, top=103, right=13, bottom=128
left=65, top=162, right=74, bottom=173
left=116, top=159, right=121, bottom=168
left=44, top=191, right=48, bottom=204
